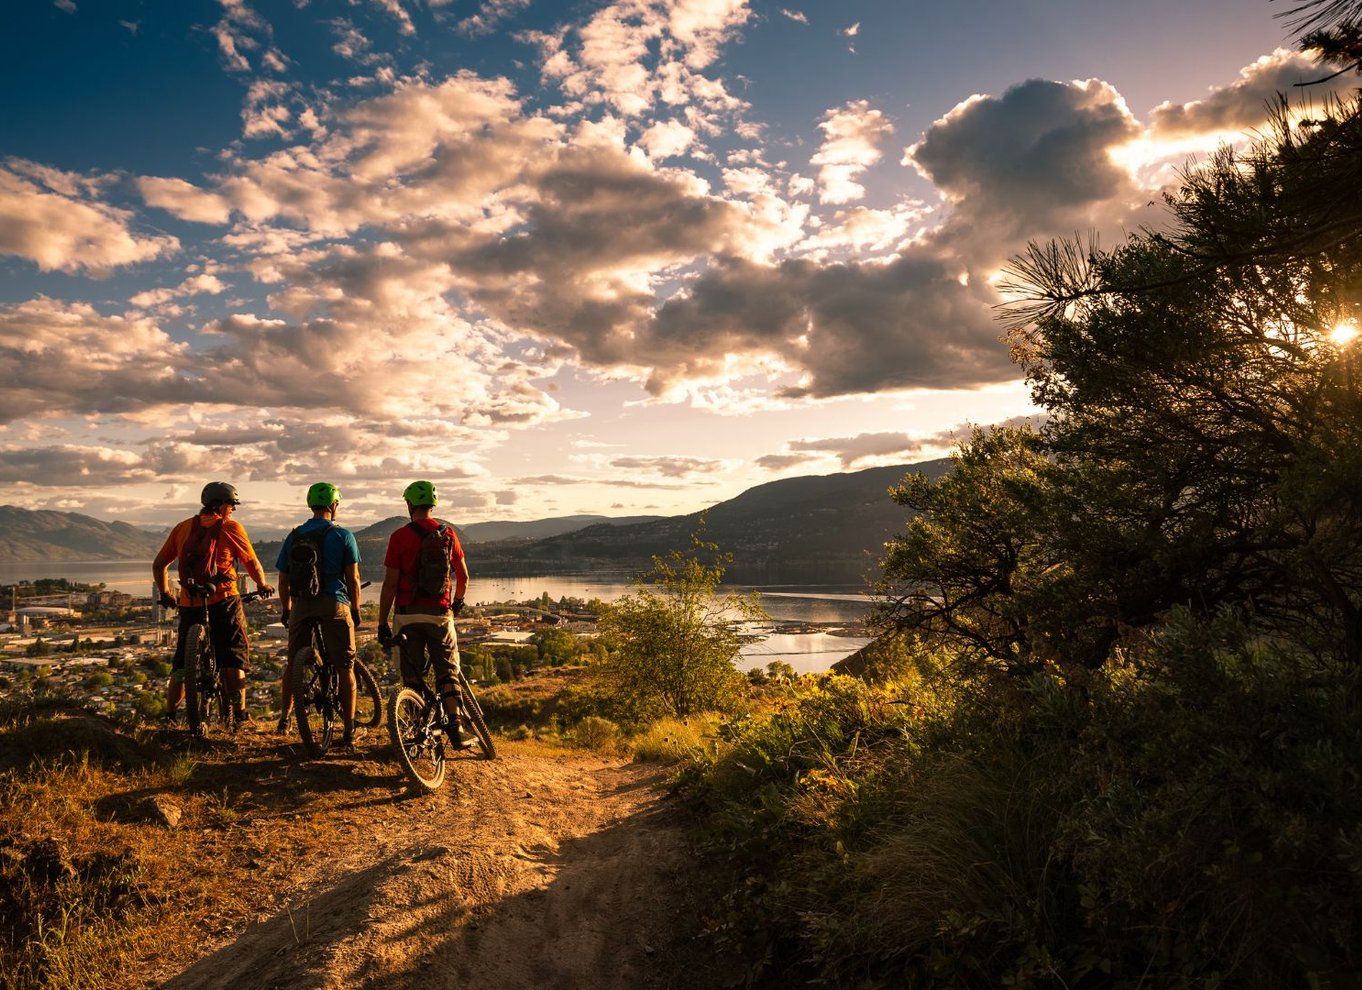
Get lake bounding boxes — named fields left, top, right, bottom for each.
left=0, top=562, right=876, bottom=673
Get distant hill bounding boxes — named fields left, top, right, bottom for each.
left=0, top=462, right=946, bottom=582
left=462, top=514, right=663, bottom=543
left=253, top=513, right=666, bottom=577
left=0, top=506, right=167, bottom=562
left=473, top=460, right=951, bottom=584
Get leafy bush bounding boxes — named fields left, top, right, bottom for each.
left=1052, top=612, right=1362, bottom=988
left=630, top=714, right=722, bottom=763
left=678, top=617, right=1362, bottom=988
left=597, top=526, right=763, bottom=722
left=570, top=715, right=623, bottom=753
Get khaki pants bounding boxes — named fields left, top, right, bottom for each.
left=393, top=610, right=459, bottom=686
left=288, top=597, right=355, bottom=669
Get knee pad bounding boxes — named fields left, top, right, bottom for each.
left=436, top=677, right=459, bottom=702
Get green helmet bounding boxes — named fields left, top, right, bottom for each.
left=403, top=480, right=438, bottom=507
left=306, top=482, right=341, bottom=508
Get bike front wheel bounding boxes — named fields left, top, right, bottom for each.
left=458, top=675, right=496, bottom=760
left=182, top=624, right=219, bottom=738
left=387, top=687, right=446, bottom=791
left=292, top=647, right=339, bottom=758
left=354, top=659, right=382, bottom=730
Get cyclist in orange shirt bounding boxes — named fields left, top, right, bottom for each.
left=152, top=481, right=275, bottom=728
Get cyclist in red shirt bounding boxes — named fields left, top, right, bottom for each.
left=152, top=481, right=274, bottom=727
left=376, top=481, right=471, bottom=739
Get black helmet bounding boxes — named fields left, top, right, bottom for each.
left=201, top=481, right=241, bottom=509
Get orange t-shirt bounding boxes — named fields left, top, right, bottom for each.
left=155, top=514, right=267, bottom=606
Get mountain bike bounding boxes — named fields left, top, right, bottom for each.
left=172, top=581, right=270, bottom=738
left=290, top=617, right=383, bottom=758
left=387, top=632, right=495, bottom=792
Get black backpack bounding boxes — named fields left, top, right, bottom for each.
left=177, top=519, right=223, bottom=592
left=409, top=521, right=453, bottom=600
left=288, top=524, right=333, bottom=599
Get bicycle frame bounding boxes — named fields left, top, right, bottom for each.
left=386, top=629, right=495, bottom=791
left=285, top=581, right=378, bottom=757
left=170, top=579, right=266, bottom=737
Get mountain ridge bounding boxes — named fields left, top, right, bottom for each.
left=0, top=461, right=946, bottom=578
left=0, top=505, right=167, bottom=563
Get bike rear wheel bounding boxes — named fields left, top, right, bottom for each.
left=458, top=675, right=496, bottom=760
left=182, top=624, right=220, bottom=738
left=354, top=659, right=382, bottom=730
left=292, top=647, right=339, bottom=758
left=388, top=687, right=446, bottom=791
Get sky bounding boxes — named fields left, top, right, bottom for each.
left=0, top=0, right=1347, bottom=535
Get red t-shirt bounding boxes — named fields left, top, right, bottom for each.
left=383, top=518, right=466, bottom=609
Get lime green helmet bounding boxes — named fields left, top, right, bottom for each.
left=403, top=480, right=438, bottom=507
left=306, top=482, right=341, bottom=508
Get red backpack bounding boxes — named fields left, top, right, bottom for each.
left=177, top=518, right=223, bottom=593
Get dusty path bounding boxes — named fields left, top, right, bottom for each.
left=144, top=733, right=714, bottom=990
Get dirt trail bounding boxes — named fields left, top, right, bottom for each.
left=146, top=732, right=713, bottom=990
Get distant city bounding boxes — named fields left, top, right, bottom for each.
left=0, top=577, right=609, bottom=721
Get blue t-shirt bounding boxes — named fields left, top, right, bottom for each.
left=276, top=519, right=362, bottom=605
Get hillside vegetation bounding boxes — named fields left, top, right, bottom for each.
left=670, top=43, right=1362, bottom=990
left=476, top=461, right=950, bottom=582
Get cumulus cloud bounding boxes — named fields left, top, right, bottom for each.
left=608, top=454, right=728, bottom=477
left=796, top=201, right=933, bottom=260
left=780, top=9, right=807, bottom=24
left=241, top=80, right=296, bottom=139
left=213, top=0, right=286, bottom=75
left=1148, top=48, right=1354, bottom=137
left=909, top=77, right=1141, bottom=253
left=812, top=100, right=895, bottom=204
left=633, top=252, right=1012, bottom=398
left=525, top=0, right=752, bottom=126
left=788, top=431, right=921, bottom=467
left=369, top=0, right=416, bottom=36
left=0, top=444, right=152, bottom=485
left=457, top=0, right=531, bottom=37
left=0, top=164, right=178, bottom=272
left=138, top=176, right=233, bottom=224
left=197, top=74, right=557, bottom=238
left=638, top=119, right=697, bottom=159
left=755, top=452, right=817, bottom=470
left=0, top=299, right=190, bottom=423
left=35, top=37, right=1302, bottom=486
left=129, top=273, right=227, bottom=309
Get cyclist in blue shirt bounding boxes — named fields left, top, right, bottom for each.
left=275, top=482, right=362, bottom=744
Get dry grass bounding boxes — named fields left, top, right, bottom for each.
left=629, top=715, right=722, bottom=763
left=0, top=699, right=409, bottom=989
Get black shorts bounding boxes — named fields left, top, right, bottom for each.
left=172, top=596, right=250, bottom=672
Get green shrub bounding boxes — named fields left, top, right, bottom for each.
left=630, top=714, right=721, bottom=763
left=677, top=615, right=1362, bottom=988
left=571, top=715, right=622, bottom=753
left=131, top=693, right=165, bottom=721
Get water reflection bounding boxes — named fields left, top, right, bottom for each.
left=0, top=564, right=877, bottom=673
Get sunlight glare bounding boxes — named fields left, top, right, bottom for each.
left=1330, top=321, right=1360, bottom=347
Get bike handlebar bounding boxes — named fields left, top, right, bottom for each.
left=165, top=587, right=273, bottom=608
